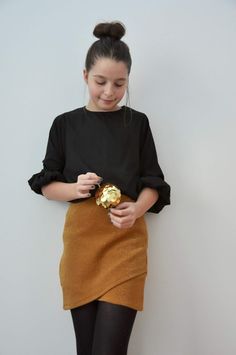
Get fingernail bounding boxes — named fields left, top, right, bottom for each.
left=91, top=185, right=95, bottom=189
left=87, top=193, right=91, bottom=197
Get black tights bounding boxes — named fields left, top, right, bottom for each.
left=70, top=300, right=137, bottom=355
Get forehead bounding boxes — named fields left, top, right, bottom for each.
left=90, top=58, right=128, bottom=80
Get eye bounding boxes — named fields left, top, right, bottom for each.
left=95, top=81, right=125, bottom=87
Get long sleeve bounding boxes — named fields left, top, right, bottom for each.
left=28, top=115, right=66, bottom=195
left=139, top=117, right=171, bottom=213
left=28, top=107, right=171, bottom=212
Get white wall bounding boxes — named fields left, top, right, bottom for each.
left=1, top=0, right=235, bottom=354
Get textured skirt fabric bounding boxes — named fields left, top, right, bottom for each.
left=59, top=195, right=148, bottom=311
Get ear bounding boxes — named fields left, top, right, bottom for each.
left=83, top=69, right=88, bottom=83
left=126, top=77, right=129, bottom=89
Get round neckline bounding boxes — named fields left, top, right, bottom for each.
left=83, top=105, right=125, bottom=114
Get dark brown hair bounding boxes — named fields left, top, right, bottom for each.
left=85, top=21, right=132, bottom=74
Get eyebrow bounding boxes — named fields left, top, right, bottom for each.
left=93, top=75, right=127, bottom=81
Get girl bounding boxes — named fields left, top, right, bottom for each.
left=28, top=21, right=170, bottom=355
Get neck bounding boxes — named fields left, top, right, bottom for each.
left=86, top=101, right=121, bottom=112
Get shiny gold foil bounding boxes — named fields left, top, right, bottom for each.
left=95, top=183, right=121, bottom=208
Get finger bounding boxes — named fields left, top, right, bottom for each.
left=109, top=209, right=127, bottom=217
left=78, top=181, right=97, bottom=188
left=108, top=211, right=130, bottom=227
left=77, top=177, right=102, bottom=186
left=78, top=172, right=101, bottom=180
left=110, top=204, right=130, bottom=216
left=76, top=184, right=90, bottom=192
left=78, top=174, right=92, bottom=181
left=85, top=172, right=103, bottom=182
left=109, top=213, right=130, bottom=225
left=77, top=174, right=85, bottom=181
left=110, top=219, right=131, bottom=229
left=111, top=202, right=131, bottom=210
left=78, top=192, right=91, bottom=198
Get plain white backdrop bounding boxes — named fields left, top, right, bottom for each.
left=1, top=0, right=236, bottom=354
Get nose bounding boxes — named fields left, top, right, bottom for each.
left=104, top=83, right=114, bottom=97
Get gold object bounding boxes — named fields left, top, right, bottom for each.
left=95, top=183, right=121, bottom=208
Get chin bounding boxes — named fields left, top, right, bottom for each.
left=97, top=100, right=119, bottom=111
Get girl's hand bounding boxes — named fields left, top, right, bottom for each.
left=75, top=172, right=102, bottom=199
left=108, top=202, right=139, bottom=229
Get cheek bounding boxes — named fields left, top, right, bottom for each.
left=117, top=87, right=126, bottom=98
left=88, top=84, right=100, bottom=97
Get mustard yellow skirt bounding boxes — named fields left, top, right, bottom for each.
left=59, top=195, right=148, bottom=311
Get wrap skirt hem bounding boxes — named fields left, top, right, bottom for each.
left=62, top=271, right=147, bottom=311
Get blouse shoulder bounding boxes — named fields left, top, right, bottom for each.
left=52, top=107, right=84, bottom=126
left=128, top=107, right=148, bottom=120
left=123, top=107, right=150, bottom=134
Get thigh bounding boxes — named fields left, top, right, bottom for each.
left=92, top=301, right=137, bottom=355
left=71, top=300, right=98, bottom=355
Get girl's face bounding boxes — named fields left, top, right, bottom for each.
left=83, top=57, right=129, bottom=111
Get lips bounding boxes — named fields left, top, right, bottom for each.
left=100, top=99, right=114, bottom=104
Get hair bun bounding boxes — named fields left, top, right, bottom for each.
left=93, top=21, right=126, bottom=40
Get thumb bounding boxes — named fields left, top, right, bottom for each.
left=113, top=202, right=130, bottom=210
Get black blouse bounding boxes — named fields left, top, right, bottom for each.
left=28, top=106, right=171, bottom=213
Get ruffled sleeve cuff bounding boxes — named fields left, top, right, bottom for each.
left=28, top=169, right=66, bottom=195
left=140, top=176, right=171, bottom=214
